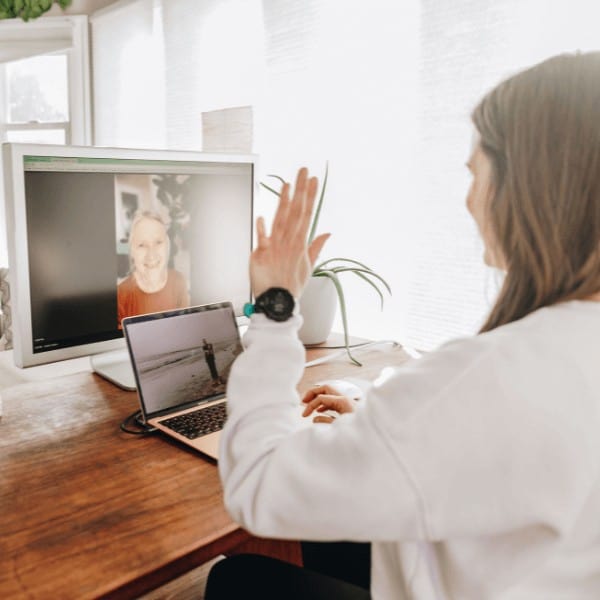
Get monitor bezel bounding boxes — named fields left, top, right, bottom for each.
left=3, top=142, right=257, bottom=369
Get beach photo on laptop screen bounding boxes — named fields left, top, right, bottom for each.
left=124, top=303, right=243, bottom=414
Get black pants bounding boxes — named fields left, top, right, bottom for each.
left=205, top=542, right=371, bottom=599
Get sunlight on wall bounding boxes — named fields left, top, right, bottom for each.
left=90, top=0, right=600, bottom=350
left=161, top=0, right=264, bottom=150
left=92, top=0, right=166, bottom=148
left=255, top=1, right=420, bottom=345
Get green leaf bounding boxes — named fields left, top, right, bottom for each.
left=259, top=181, right=281, bottom=197
left=0, top=0, right=73, bottom=20
left=267, top=174, right=287, bottom=186
left=258, top=174, right=288, bottom=199
left=307, top=161, right=328, bottom=244
left=260, top=165, right=327, bottom=245
left=31, top=8, right=45, bottom=19
left=317, top=270, right=362, bottom=366
left=350, top=270, right=385, bottom=309
left=258, top=163, right=393, bottom=364
left=314, top=256, right=373, bottom=272
left=325, top=266, right=392, bottom=295
left=0, top=0, right=14, bottom=16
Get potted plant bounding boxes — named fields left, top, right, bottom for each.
left=261, top=164, right=391, bottom=365
left=0, top=0, right=72, bottom=21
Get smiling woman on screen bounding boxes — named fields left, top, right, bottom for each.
left=206, top=52, right=600, bottom=600
left=117, top=211, right=190, bottom=328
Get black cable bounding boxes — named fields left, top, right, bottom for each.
left=304, top=341, right=373, bottom=350
left=119, top=410, right=158, bottom=436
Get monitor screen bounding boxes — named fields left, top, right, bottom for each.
left=3, top=143, right=255, bottom=380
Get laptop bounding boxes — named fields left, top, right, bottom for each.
left=122, top=302, right=242, bottom=460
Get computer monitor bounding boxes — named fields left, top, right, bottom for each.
left=3, top=143, right=256, bottom=389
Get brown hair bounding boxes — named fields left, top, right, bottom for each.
left=472, top=52, right=600, bottom=332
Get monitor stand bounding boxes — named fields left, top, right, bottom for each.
left=90, top=349, right=136, bottom=391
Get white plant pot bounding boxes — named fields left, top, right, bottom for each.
left=298, top=275, right=338, bottom=345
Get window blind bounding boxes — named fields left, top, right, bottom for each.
left=91, top=0, right=166, bottom=148
left=90, top=0, right=600, bottom=350
left=408, top=0, right=600, bottom=350
left=160, top=0, right=263, bottom=150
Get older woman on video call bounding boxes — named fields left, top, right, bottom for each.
left=117, top=211, right=189, bottom=327
left=206, top=52, right=600, bottom=599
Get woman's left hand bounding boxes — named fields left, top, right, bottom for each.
left=301, top=384, right=355, bottom=424
left=250, top=167, right=330, bottom=299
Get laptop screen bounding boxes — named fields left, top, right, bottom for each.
left=123, top=302, right=243, bottom=419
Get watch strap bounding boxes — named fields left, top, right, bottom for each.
left=243, top=287, right=296, bottom=322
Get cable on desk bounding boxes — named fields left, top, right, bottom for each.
left=120, top=410, right=158, bottom=436
left=304, top=341, right=374, bottom=350
left=304, top=340, right=422, bottom=367
left=304, top=340, right=396, bottom=367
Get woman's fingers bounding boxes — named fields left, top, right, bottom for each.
left=287, top=168, right=311, bottom=245
left=302, top=394, right=354, bottom=417
left=255, top=216, right=268, bottom=250
left=270, top=182, right=291, bottom=244
left=302, top=384, right=343, bottom=403
left=312, top=415, right=335, bottom=424
left=296, top=175, right=319, bottom=243
left=285, top=169, right=318, bottom=248
left=250, top=166, right=328, bottom=298
left=308, top=233, right=331, bottom=267
left=263, top=169, right=314, bottom=251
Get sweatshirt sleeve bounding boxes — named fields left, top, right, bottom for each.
left=218, top=314, right=427, bottom=541
left=219, top=315, right=597, bottom=551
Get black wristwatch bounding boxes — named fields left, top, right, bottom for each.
left=243, top=287, right=296, bottom=322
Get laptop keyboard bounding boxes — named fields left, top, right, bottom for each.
left=160, top=403, right=227, bottom=440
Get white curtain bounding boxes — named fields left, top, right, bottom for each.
left=91, top=0, right=166, bottom=149
left=91, top=0, right=600, bottom=350
left=408, top=0, right=600, bottom=349
left=160, top=0, right=264, bottom=151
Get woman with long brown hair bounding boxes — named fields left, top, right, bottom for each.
left=207, top=52, right=600, bottom=599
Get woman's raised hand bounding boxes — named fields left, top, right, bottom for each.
left=250, top=167, right=330, bottom=299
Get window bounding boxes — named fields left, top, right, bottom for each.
left=2, top=53, right=69, bottom=144
left=0, top=15, right=91, bottom=267
left=0, top=15, right=90, bottom=146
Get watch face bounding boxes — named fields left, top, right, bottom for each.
left=257, top=288, right=294, bottom=321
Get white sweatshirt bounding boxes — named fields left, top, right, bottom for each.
left=219, top=300, right=600, bottom=599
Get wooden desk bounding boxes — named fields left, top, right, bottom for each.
left=0, top=341, right=411, bottom=599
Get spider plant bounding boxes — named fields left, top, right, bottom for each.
left=260, top=164, right=391, bottom=365
left=0, top=0, right=72, bottom=20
